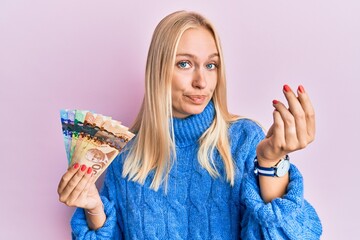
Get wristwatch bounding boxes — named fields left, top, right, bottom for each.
left=254, top=155, right=290, bottom=177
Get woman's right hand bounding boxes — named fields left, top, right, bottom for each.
left=57, top=163, right=102, bottom=212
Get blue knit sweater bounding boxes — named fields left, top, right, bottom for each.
left=71, top=101, right=322, bottom=239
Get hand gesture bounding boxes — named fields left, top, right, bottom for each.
left=256, top=85, right=315, bottom=165
left=57, top=164, right=102, bottom=211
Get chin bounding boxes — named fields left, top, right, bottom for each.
left=187, top=104, right=207, bottom=115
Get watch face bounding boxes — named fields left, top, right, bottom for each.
left=275, top=160, right=290, bottom=177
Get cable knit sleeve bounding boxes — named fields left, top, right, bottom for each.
left=70, top=157, right=123, bottom=240
left=233, top=120, right=322, bottom=239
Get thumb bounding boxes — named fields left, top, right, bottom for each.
left=266, top=124, right=274, bottom=138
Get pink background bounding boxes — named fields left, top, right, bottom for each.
left=1, top=0, right=359, bottom=239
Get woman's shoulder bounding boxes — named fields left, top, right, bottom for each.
left=226, top=118, right=266, bottom=150
left=228, top=117, right=265, bottom=138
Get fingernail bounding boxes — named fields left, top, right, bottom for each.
left=283, top=84, right=291, bottom=92
left=87, top=167, right=92, bottom=174
left=81, top=165, right=87, bottom=172
left=272, top=99, right=278, bottom=105
left=298, top=85, right=305, bottom=93
left=73, top=163, right=79, bottom=169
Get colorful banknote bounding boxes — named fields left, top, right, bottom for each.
left=60, top=109, right=135, bottom=180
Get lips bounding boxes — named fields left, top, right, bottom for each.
left=186, top=95, right=207, bottom=104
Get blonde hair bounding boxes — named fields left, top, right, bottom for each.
left=122, top=11, right=239, bottom=190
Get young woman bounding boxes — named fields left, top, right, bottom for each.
left=58, top=11, right=322, bottom=239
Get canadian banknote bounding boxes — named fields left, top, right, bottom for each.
left=60, top=109, right=135, bottom=181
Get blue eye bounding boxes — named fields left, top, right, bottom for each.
left=177, top=61, right=190, bottom=69
left=206, top=63, right=217, bottom=70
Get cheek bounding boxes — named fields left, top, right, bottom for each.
left=207, top=73, right=218, bottom=91
left=171, top=79, right=182, bottom=102
left=172, top=73, right=187, bottom=92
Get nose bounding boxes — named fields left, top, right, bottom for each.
left=192, top=68, right=206, bottom=89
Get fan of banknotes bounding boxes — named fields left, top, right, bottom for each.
left=60, top=109, right=135, bottom=181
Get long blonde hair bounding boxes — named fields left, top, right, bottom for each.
left=122, top=11, right=239, bottom=190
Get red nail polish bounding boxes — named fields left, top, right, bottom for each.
left=283, top=84, right=291, bottom=92
left=298, top=85, right=305, bottom=93
left=73, top=163, right=79, bottom=169
left=272, top=99, right=278, bottom=105
left=81, top=165, right=87, bottom=171
left=87, top=167, right=92, bottom=174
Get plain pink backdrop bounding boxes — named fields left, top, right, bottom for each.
left=1, top=0, right=359, bottom=239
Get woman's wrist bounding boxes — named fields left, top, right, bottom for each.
left=86, top=202, right=105, bottom=216
left=85, top=202, right=106, bottom=230
left=256, top=156, right=284, bottom=168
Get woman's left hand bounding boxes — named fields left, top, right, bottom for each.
left=256, top=84, right=315, bottom=166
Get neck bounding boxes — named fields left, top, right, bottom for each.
left=172, top=101, right=215, bottom=147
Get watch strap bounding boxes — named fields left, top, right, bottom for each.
left=254, top=155, right=290, bottom=177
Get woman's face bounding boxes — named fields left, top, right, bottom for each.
left=171, top=27, right=219, bottom=118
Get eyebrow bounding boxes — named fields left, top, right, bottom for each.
left=176, top=53, right=219, bottom=59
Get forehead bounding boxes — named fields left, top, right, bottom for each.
left=176, top=27, right=218, bottom=55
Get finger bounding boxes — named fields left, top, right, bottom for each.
left=266, top=124, right=274, bottom=138
left=270, top=109, right=285, bottom=151
left=283, top=84, right=309, bottom=148
left=58, top=163, right=81, bottom=194
left=77, top=170, right=98, bottom=204
left=272, top=99, right=298, bottom=150
left=66, top=167, right=94, bottom=206
left=282, top=84, right=302, bottom=114
left=58, top=164, right=88, bottom=203
left=297, top=85, right=316, bottom=141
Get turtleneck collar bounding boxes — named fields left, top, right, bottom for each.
left=172, top=101, right=215, bottom=147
